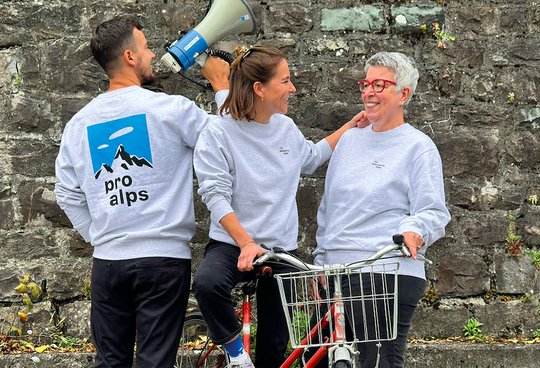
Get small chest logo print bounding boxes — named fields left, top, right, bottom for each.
left=371, top=161, right=385, bottom=169
left=279, top=146, right=289, bottom=154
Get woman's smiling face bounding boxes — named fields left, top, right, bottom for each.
left=361, top=66, right=409, bottom=131
left=261, top=58, right=296, bottom=116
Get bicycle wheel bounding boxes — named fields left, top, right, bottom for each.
left=177, top=314, right=225, bottom=368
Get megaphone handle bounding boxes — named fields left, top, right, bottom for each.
left=195, top=52, right=208, bottom=67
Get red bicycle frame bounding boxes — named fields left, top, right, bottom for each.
left=192, top=273, right=350, bottom=368
left=236, top=298, right=343, bottom=368
left=242, top=293, right=252, bottom=356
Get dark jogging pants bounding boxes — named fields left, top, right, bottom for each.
left=91, top=257, right=191, bottom=368
left=193, top=239, right=296, bottom=368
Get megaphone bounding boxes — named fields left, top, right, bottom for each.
left=161, top=0, right=257, bottom=73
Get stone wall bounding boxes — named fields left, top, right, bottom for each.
left=1, top=0, right=539, bottom=348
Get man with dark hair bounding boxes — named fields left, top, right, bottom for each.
left=54, top=16, right=229, bottom=367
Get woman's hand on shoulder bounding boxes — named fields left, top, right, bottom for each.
left=237, top=242, right=266, bottom=272
left=348, top=110, right=370, bottom=129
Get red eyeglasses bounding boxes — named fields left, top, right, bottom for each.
left=358, top=79, right=397, bottom=93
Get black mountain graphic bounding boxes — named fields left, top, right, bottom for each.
left=94, top=145, right=152, bottom=179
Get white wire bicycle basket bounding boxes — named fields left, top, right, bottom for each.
left=275, top=262, right=399, bottom=349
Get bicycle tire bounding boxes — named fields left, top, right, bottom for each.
left=177, top=314, right=226, bottom=368
left=333, top=360, right=352, bottom=368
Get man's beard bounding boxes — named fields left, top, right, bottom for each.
left=140, top=69, right=157, bottom=86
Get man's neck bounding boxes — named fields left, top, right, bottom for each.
left=107, top=75, right=140, bottom=92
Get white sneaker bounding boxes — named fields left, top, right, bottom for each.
left=226, top=363, right=255, bottom=368
left=226, top=352, right=255, bottom=368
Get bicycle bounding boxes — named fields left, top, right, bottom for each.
left=177, top=234, right=428, bottom=368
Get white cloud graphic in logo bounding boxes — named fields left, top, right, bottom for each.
left=109, top=127, right=134, bottom=140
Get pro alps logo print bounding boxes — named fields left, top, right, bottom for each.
left=87, top=114, right=153, bottom=207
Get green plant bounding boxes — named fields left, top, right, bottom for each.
left=421, top=287, right=440, bottom=306
left=285, top=308, right=311, bottom=364
left=0, top=275, right=95, bottom=354
left=81, top=278, right=91, bottom=300
left=507, top=92, right=516, bottom=104
left=7, top=274, right=43, bottom=337
left=249, top=320, right=257, bottom=353
left=463, top=318, right=483, bottom=339
left=13, top=74, right=21, bottom=87
left=520, top=293, right=533, bottom=303
left=505, top=214, right=523, bottom=256
left=292, top=308, right=310, bottom=332
left=533, top=329, right=540, bottom=339
left=431, top=22, right=456, bottom=49
left=0, top=274, right=49, bottom=353
left=525, top=249, right=540, bottom=271
left=52, top=334, right=88, bottom=349
left=529, top=194, right=538, bottom=205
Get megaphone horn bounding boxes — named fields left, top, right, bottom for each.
left=161, top=0, right=257, bottom=73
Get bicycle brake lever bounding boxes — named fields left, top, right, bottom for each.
left=393, top=234, right=411, bottom=257
left=401, top=245, right=412, bottom=258
left=253, top=252, right=272, bottom=266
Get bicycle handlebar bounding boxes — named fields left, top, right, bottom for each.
left=253, top=235, right=432, bottom=271
left=253, top=251, right=322, bottom=271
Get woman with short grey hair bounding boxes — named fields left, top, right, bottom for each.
left=314, top=51, right=451, bottom=367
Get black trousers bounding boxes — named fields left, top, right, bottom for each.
left=193, top=239, right=295, bottom=368
left=311, top=274, right=425, bottom=368
left=91, top=257, right=191, bottom=368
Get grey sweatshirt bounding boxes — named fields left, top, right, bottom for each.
left=55, top=86, right=227, bottom=260
left=314, top=123, right=450, bottom=279
left=194, top=113, right=332, bottom=251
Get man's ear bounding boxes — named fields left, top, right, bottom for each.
left=124, top=49, right=136, bottom=66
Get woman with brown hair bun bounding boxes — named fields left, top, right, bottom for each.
left=193, top=46, right=367, bottom=368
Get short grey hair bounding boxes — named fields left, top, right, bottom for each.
left=364, top=52, right=419, bottom=104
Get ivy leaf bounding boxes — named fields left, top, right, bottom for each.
left=8, top=326, right=23, bottom=336
left=35, top=345, right=50, bottom=353
left=20, top=274, right=30, bottom=285
left=22, top=294, right=33, bottom=310
left=27, top=282, right=42, bottom=299
left=17, top=311, right=28, bottom=323
left=15, top=283, right=28, bottom=293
